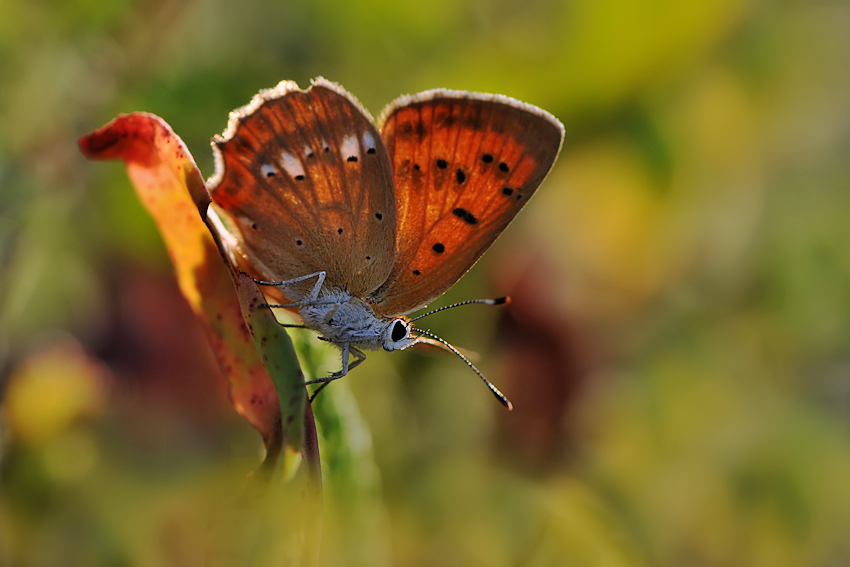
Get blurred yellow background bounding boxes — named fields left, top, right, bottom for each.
left=2, top=0, right=850, bottom=565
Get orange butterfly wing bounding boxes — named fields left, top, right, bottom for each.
left=208, top=79, right=397, bottom=301
left=370, top=91, right=564, bottom=316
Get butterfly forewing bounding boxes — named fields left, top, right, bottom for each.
left=370, top=91, right=564, bottom=316
left=208, top=79, right=397, bottom=301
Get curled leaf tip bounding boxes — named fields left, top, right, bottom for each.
left=78, top=112, right=162, bottom=167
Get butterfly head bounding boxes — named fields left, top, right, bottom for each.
left=382, top=318, right=416, bottom=351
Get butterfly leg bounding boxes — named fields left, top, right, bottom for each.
left=344, top=345, right=367, bottom=373
left=323, top=303, right=341, bottom=325
left=253, top=270, right=327, bottom=306
left=306, top=344, right=367, bottom=401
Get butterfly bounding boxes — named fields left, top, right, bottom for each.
left=207, top=78, right=563, bottom=409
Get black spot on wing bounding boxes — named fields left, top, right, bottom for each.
left=398, top=120, right=427, bottom=141
left=452, top=208, right=478, bottom=225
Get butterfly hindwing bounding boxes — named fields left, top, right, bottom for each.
left=208, top=79, right=397, bottom=301
left=370, top=90, right=564, bottom=316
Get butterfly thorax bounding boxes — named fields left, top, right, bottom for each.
left=299, top=290, right=415, bottom=352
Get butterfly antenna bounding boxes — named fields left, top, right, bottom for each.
left=412, top=327, right=513, bottom=410
left=409, top=297, right=510, bottom=323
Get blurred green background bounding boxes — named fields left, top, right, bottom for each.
left=2, top=0, right=850, bottom=565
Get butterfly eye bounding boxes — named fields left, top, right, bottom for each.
left=382, top=319, right=411, bottom=351
left=391, top=320, right=408, bottom=342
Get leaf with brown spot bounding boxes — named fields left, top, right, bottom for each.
left=78, top=113, right=317, bottom=470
